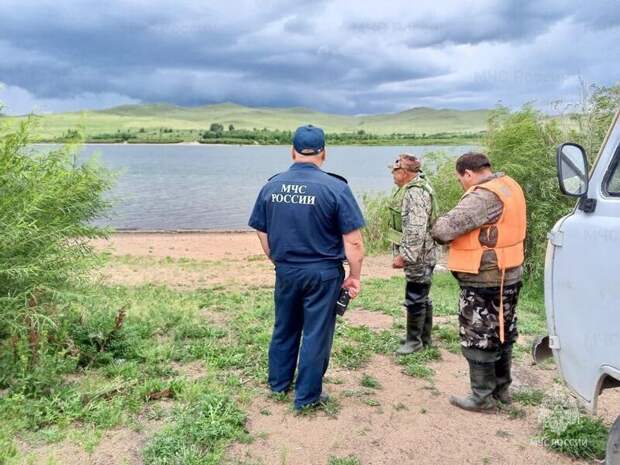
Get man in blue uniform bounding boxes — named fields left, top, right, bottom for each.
left=248, top=124, right=366, bottom=410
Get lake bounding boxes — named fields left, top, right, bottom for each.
left=37, top=144, right=475, bottom=230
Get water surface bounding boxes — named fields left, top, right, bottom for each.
left=36, top=144, right=474, bottom=230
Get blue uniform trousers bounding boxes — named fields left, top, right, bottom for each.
left=269, top=263, right=344, bottom=408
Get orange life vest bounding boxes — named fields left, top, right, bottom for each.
left=447, top=175, right=527, bottom=275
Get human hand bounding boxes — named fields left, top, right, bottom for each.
left=392, top=255, right=406, bottom=269
left=342, top=276, right=361, bottom=299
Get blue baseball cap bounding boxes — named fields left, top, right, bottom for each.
left=293, top=124, right=325, bottom=155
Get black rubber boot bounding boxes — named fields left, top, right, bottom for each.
left=399, top=282, right=431, bottom=346
left=493, top=344, right=513, bottom=404
left=396, top=306, right=425, bottom=355
left=449, top=358, right=497, bottom=412
left=422, top=299, right=433, bottom=347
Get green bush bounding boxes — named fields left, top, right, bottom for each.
left=360, top=191, right=393, bottom=254
left=360, top=154, right=453, bottom=255
left=482, top=88, right=617, bottom=280
left=426, top=151, right=464, bottom=216
left=569, top=82, right=620, bottom=162
left=0, top=118, right=113, bottom=392
left=484, top=106, right=573, bottom=280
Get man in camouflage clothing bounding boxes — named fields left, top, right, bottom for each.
left=388, top=154, right=438, bottom=355
left=432, top=152, right=526, bottom=412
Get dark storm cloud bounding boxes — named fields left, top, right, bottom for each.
left=0, top=0, right=619, bottom=115
left=346, top=1, right=571, bottom=48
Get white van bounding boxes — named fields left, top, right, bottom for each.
left=534, top=111, right=620, bottom=464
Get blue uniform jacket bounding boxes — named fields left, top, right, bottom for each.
left=248, top=162, right=365, bottom=268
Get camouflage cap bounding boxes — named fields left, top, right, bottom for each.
left=389, top=153, right=421, bottom=172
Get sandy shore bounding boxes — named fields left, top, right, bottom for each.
left=93, top=231, right=268, bottom=261
left=91, top=231, right=403, bottom=289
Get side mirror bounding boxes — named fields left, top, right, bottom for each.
left=556, top=143, right=589, bottom=197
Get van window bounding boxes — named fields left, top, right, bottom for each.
left=607, top=156, right=620, bottom=195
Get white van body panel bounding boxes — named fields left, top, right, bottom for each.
left=545, top=112, right=620, bottom=413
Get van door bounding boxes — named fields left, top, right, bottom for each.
left=546, top=114, right=620, bottom=412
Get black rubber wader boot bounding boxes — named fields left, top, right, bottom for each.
left=398, top=282, right=431, bottom=353
left=396, top=306, right=425, bottom=355
left=493, top=344, right=513, bottom=404
left=449, top=348, right=498, bottom=412
left=421, top=299, right=433, bottom=347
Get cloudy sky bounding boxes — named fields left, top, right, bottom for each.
left=1, top=0, right=619, bottom=115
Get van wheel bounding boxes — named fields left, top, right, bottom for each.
left=607, top=415, right=620, bottom=465
left=531, top=335, right=552, bottom=364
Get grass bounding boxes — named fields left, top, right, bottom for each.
left=434, top=325, right=460, bottom=353
left=539, top=405, right=608, bottom=460
left=0, top=266, right=602, bottom=464
left=0, top=282, right=271, bottom=464
left=142, top=383, right=248, bottom=465
left=397, top=347, right=442, bottom=380
left=103, top=253, right=232, bottom=270
left=513, top=388, right=546, bottom=407
left=504, top=405, right=527, bottom=420
left=360, top=374, right=381, bottom=390
left=363, top=398, right=381, bottom=407
left=294, top=397, right=341, bottom=418
left=332, top=323, right=398, bottom=369
left=328, top=455, right=362, bottom=465
left=352, top=273, right=461, bottom=318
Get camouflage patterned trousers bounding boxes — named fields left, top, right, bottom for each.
left=458, top=283, right=521, bottom=350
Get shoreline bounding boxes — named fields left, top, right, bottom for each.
left=92, top=230, right=265, bottom=262
left=31, top=140, right=483, bottom=147
left=91, top=230, right=404, bottom=282
left=109, top=228, right=255, bottom=234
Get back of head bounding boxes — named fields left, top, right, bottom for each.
left=455, top=152, right=492, bottom=175
left=293, top=124, right=325, bottom=159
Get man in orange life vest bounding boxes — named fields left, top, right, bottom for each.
left=431, top=152, right=527, bottom=412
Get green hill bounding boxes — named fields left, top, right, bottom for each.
left=357, top=107, right=491, bottom=133
left=2, top=102, right=491, bottom=142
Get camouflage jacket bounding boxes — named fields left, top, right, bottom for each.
left=389, top=174, right=438, bottom=283
left=431, top=173, right=523, bottom=287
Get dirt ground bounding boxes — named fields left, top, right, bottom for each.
left=228, top=352, right=566, bottom=465
left=25, top=232, right=616, bottom=465
left=18, top=425, right=157, bottom=465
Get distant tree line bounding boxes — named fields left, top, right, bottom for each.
left=50, top=122, right=485, bottom=145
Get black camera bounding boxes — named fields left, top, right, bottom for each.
left=334, top=288, right=351, bottom=316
